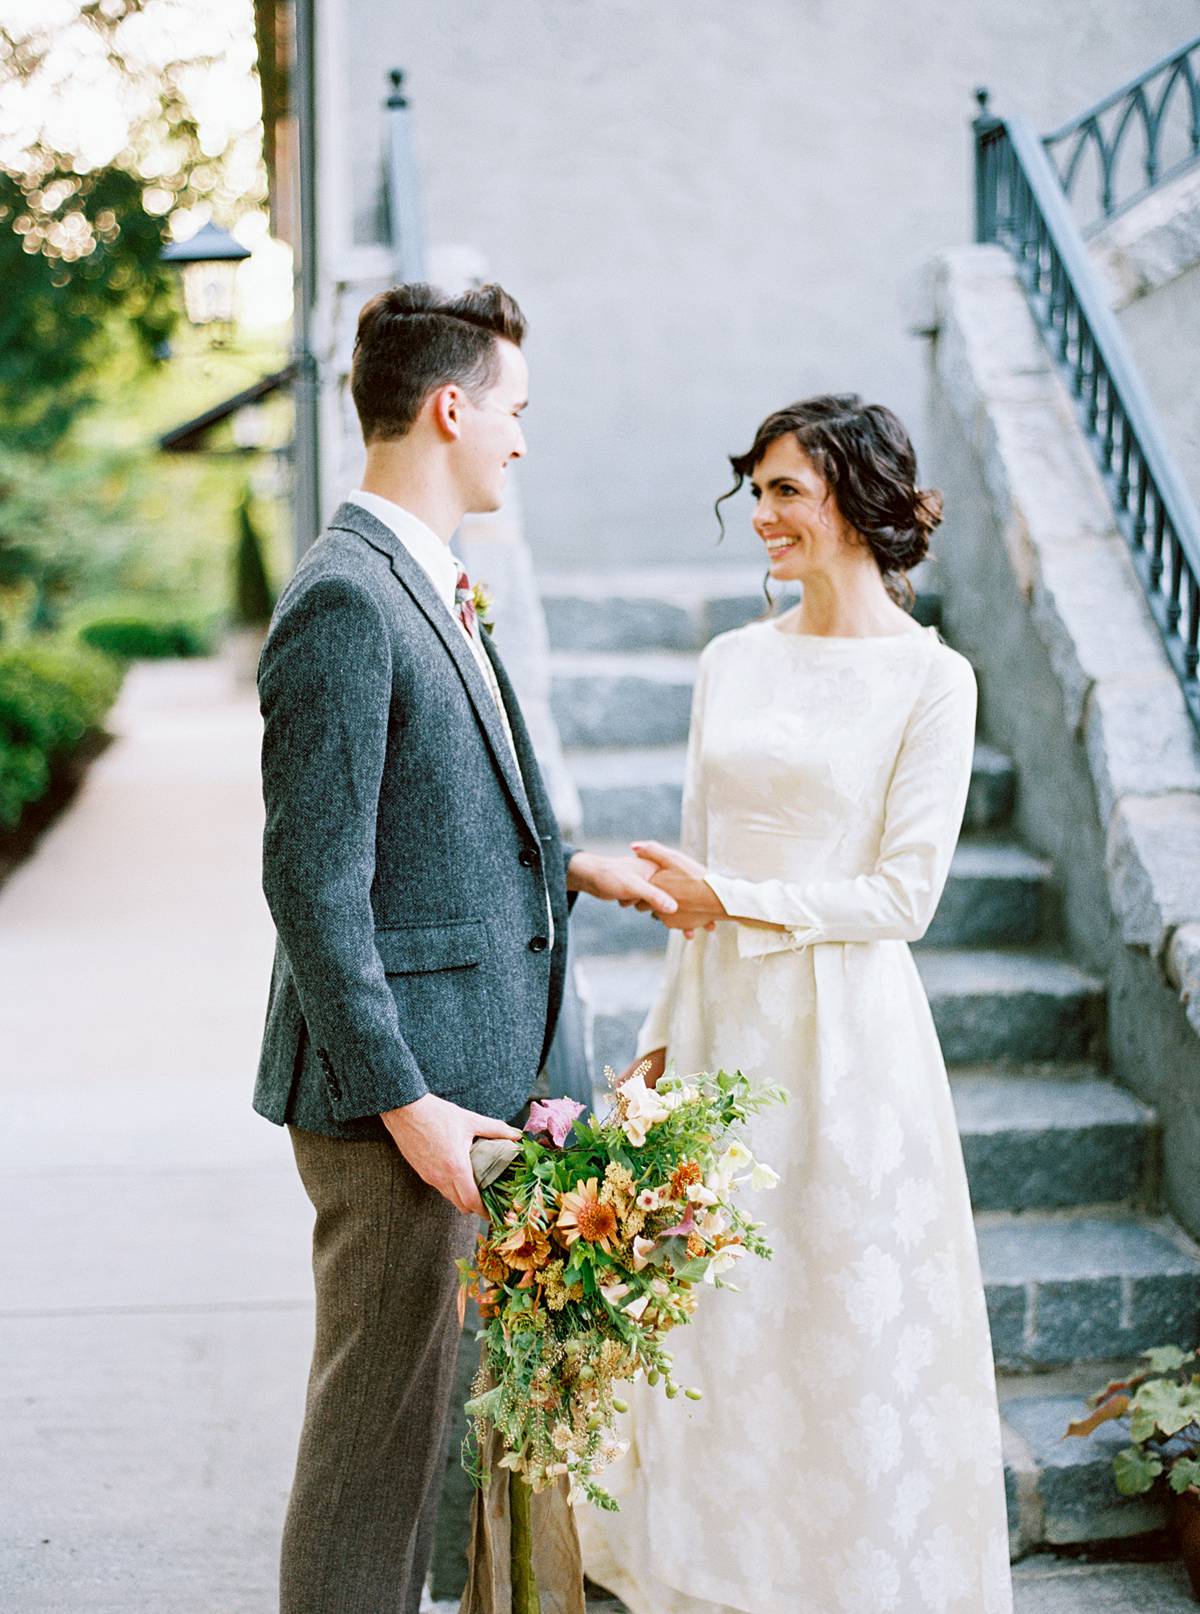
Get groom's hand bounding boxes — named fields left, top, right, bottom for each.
left=380, top=1094, right=521, bottom=1217
left=566, top=850, right=678, bottom=916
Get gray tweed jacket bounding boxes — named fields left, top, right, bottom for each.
left=253, top=501, right=574, bottom=1139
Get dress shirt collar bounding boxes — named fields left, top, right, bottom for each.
left=347, top=489, right=459, bottom=613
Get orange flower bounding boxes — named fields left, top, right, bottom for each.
left=671, top=1160, right=702, bottom=1198
left=494, top=1223, right=552, bottom=1272
left=686, top=1232, right=707, bottom=1259
left=556, top=1178, right=619, bottom=1253
left=475, top=1239, right=510, bottom=1284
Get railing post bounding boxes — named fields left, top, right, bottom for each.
left=386, top=68, right=425, bottom=284
left=972, top=86, right=1003, bottom=242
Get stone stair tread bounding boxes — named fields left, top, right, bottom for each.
left=569, top=739, right=1013, bottom=784
left=976, top=1212, right=1200, bottom=1283
left=577, top=835, right=1045, bottom=876
left=565, top=744, right=689, bottom=784
left=951, top=1071, right=1153, bottom=1133
left=552, top=649, right=701, bottom=680
left=538, top=559, right=939, bottom=601
left=915, top=949, right=1103, bottom=998
left=1011, top=1558, right=1194, bottom=1611
left=579, top=948, right=1102, bottom=1005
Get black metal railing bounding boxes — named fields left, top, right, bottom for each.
left=974, top=82, right=1200, bottom=733
left=1042, top=34, right=1200, bottom=235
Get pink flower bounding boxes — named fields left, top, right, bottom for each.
left=660, top=1205, right=696, bottom=1240
left=524, top=1096, right=586, bottom=1148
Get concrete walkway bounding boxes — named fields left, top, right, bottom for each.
left=0, top=659, right=311, bottom=1613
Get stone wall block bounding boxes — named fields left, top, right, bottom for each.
left=1090, top=166, right=1200, bottom=309
left=1106, top=795, right=1200, bottom=954
left=1167, top=922, right=1200, bottom=1039
left=1085, top=675, right=1200, bottom=829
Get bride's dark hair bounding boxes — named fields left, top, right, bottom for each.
left=716, top=394, right=943, bottom=607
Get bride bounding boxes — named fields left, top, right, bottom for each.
left=580, top=396, right=1013, bottom=1614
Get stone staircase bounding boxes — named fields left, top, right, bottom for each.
left=542, top=563, right=1200, bottom=1570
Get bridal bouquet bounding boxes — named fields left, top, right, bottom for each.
left=460, top=1064, right=787, bottom=1513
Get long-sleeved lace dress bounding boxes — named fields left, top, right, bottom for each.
left=580, top=619, right=1013, bottom=1614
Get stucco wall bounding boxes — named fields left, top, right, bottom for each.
left=324, top=1, right=1198, bottom=569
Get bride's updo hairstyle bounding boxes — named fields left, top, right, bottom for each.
left=717, top=394, right=943, bottom=605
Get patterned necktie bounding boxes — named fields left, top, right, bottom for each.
left=454, top=566, right=477, bottom=637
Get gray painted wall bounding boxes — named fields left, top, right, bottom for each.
left=335, top=1, right=1198, bottom=570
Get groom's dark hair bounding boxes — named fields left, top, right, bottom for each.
left=350, top=281, right=527, bottom=444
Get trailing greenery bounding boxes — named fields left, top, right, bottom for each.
left=0, top=638, right=123, bottom=829
left=72, top=595, right=219, bottom=661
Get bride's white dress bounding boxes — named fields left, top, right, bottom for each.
left=580, top=619, right=1013, bottom=1614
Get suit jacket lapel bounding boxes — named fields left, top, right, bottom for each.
left=327, top=503, right=538, bottom=841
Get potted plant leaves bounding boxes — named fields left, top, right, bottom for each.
left=1066, top=1346, right=1200, bottom=1599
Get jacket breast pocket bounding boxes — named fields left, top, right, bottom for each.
left=374, top=918, right=492, bottom=1097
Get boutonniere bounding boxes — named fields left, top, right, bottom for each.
left=472, top=580, right=496, bottom=636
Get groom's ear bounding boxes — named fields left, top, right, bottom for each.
left=429, top=382, right=466, bottom=442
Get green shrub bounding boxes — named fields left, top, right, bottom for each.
left=72, top=595, right=219, bottom=660
left=233, top=485, right=275, bottom=627
left=0, top=637, right=123, bottom=828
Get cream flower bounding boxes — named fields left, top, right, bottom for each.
left=619, top=1073, right=671, bottom=1147
left=623, top=1293, right=651, bottom=1320
left=686, top=1183, right=719, bottom=1206
left=631, top=1235, right=657, bottom=1271
left=599, top=1280, right=631, bottom=1307
left=750, top=1161, right=781, bottom=1191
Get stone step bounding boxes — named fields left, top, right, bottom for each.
left=552, top=651, right=698, bottom=748
left=980, top=1212, right=1200, bottom=1370
left=952, top=1071, right=1155, bottom=1212
left=1001, top=1372, right=1170, bottom=1556
left=554, top=1563, right=1200, bottom=1613
left=538, top=564, right=940, bottom=653
left=567, top=838, right=1053, bottom=956
left=569, top=739, right=1017, bottom=840
left=1011, top=1559, right=1195, bottom=1613
left=577, top=947, right=1105, bottom=1075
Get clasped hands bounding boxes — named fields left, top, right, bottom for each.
left=626, top=840, right=726, bottom=938
left=565, top=845, right=725, bottom=938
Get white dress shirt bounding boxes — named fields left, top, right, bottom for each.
left=346, top=490, right=552, bottom=943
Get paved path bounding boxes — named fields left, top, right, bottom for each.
left=0, top=659, right=311, bottom=1613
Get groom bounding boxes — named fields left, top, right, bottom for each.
left=254, top=281, right=674, bottom=1614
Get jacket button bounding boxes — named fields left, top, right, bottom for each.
left=528, top=935, right=549, bottom=953
left=518, top=845, right=540, bottom=868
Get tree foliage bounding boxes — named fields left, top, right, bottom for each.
left=0, top=0, right=267, bottom=450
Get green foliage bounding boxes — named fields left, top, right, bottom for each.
left=0, top=446, right=154, bottom=636
left=0, top=168, right=175, bottom=452
left=233, top=484, right=276, bottom=627
left=1071, top=1346, right=1200, bottom=1502
left=0, top=637, right=123, bottom=828
left=0, top=0, right=269, bottom=451
left=73, top=595, right=219, bottom=660
left=1114, top=1445, right=1165, bottom=1496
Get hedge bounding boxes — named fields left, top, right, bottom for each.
left=71, top=594, right=219, bottom=660
left=0, top=637, right=124, bottom=829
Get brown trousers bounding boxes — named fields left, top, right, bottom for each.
left=280, top=1127, right=477, bottom=1614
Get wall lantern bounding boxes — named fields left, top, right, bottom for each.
left=161, top=221, right=251, bottom=332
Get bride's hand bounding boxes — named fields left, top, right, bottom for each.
left=630, top=841, right=724, bottom=936
left=618, top=1047, right=667, bottom=1089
